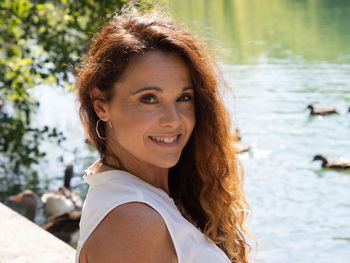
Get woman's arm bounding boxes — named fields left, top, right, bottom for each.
left=82, top=202, right=178, bottom=263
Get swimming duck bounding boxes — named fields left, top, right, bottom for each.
left=233, top=128, right=251, bottom=153
left=8, top=189, right=80, bottom=246
left=307, top=104, right=337, bottom=116
left=313, top=155, right=350, bottom=169
left=41, top=164, right=82, bottom=217
left=235, top=143, right=251, bottom=153
left=233, top=128, right=241, bottom=142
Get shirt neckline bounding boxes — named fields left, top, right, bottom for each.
left=83, top=164, right=230, bottom=262
left=84, top=167, right=176, bottom=204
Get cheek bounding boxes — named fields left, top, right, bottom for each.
left=189, top=114, right=196, bottom=133
left=113, top=108, right=156, bottom=139
left=183, top=106, right=196, bottom=133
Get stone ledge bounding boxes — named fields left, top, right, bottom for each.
left=0, top=202, right=76, bottom=263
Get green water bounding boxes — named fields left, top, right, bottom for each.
left=169, top=0, right=350, bottom=64
left=167, top=1, right=350, bottom=262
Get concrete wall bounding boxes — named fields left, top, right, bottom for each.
left=0, top=202, right=75, bottom=263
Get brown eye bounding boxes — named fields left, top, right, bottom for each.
left=140, top=94, right=158, bottom=104
left=178, top=94, right=193, bottom=102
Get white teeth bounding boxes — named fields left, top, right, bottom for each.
left=151, top=136, right=178, bottom=143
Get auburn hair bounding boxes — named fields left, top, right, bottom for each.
left=76, top=8, right=252, bottom=263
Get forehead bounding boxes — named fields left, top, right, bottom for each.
left=116, top=51, right=192, bottom=88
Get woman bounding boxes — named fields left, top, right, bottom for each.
left=75, top=8, right=252, bottom=263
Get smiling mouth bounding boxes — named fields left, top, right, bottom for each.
left=149, top=135, right=181, bottom=146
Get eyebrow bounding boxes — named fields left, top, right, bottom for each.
left=131, top=86, right=194, bottom=95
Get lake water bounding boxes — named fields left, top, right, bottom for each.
left=166, top=1, right=350, bottom=262
left=5, top=0, right=350, bottom=262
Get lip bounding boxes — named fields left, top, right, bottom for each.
left=149, top=134, right=181, bottom=147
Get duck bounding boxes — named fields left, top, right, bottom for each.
left=235, top=143, right=251, bottom=153
left=233, top=128, right=242, bottom=142
left=313, top=154, right=350, bottom=169
left=8, top=189, right=81, bottom=247
left=307, top=104, right=337, bottom=116
left=233, top=128, right=251, bottom=153
left=41, top=164, right=82, bottom=218
left=9, top=189, right=37, bottom=222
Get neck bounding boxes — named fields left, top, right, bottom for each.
left=104, top=149, right=170, bottom=196
left=321, top=159, right=328, bottom=167
left=25, top=204, right=36, bottom=222
left=64, top=165, right=73, bottom=188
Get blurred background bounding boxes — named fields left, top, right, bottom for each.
left=1, top=0, right=349, bottom=262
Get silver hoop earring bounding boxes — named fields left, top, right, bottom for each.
left=96, top=119, right=107, bottom=140
left=108, top=120, right=113, bottom=128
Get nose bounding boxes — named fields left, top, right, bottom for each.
left=159, top=104, right=181, bottom=128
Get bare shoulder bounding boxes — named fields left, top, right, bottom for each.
left=82, top=202, right=177, bottom=263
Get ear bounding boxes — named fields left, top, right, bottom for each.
left=90, top=87, right=110, bottom=121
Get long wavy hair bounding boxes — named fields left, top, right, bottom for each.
left=76, top=7, right=252, bottom=263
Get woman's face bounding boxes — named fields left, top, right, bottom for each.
left=103, top=51, right=195, bottom=169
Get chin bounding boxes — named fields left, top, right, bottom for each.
left=154, top=156, right=181, bottom=169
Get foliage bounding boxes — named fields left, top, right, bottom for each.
left=0, top=0, right=155, bottom=195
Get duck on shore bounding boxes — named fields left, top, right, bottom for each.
left=307, top=104, right=337, bottom=116
left=9, top=189, right=37, bottom=222
left=41, top=164, right=82, bottom=217
left=313, top=154, right=350, bottom=169
left=8, top=189, right=80, bottom=247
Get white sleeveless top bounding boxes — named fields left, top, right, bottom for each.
left=76, top=168, right=231, bottom=263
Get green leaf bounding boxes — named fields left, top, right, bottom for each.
left=36, top=4, right=44, bottom=11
